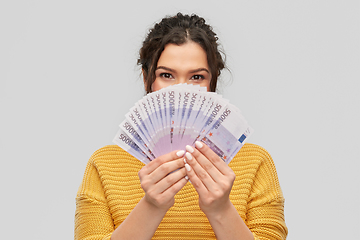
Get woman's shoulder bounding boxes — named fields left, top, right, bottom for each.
left=237, top=143, right=273, bottom=157
left=87, top=145, right=144, bottom=168
left=229, top=143, right=275, bottom=169
left=90, top=144, right=130, bottom=158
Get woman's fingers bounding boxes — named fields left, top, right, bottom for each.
left=139, top=149, right=186, bottom=193
left=183, top=142, right=236, bottom=201
left=183, top=156, right=209, bottom=195
left=182, top=146, right=215, bottom=195
left=158, top=168, right=188, bottom=196
left=150, top=157, right=185, bottom=184
left=139, top=150, right=188, bottom=210
left=194, top=141, right=232, bottom=175
left=139, top=149, right=185, bottom=183
left=153, top=167, right=187, bottom=194
left=185, top=145, right=222, bottom=183
left=147, top=149, right=185, bottom=173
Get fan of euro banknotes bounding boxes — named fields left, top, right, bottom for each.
left=113, top=84, right=253, bottom=165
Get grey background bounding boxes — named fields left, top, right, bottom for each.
left=1, top=0, right=359, bottom=239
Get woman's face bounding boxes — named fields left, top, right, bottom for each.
left=150, top=41, right=211, bottom=92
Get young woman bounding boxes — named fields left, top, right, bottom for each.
left=75, top=13, right=288, bottom=240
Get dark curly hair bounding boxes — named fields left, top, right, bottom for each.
left=138, top=13, right=225, bottom=93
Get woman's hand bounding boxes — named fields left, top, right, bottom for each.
left=138, top=150, right=188, bottom=211
left=112, top=151, right=188, bottom=240
left=183, top=141, right=236, bottom=217
left=183, top=142, right=253, bottom=240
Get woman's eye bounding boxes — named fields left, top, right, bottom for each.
left=191, top=75, right=205, bottom=81
left=160, top=73, right=173, bottom=79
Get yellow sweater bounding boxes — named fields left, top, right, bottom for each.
left=75, top=143, right=288, bottom=240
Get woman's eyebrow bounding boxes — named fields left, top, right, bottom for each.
left=156, top=66, right=209, bottom=74
left=189, top=68, right=209, bottom=74
left=156, top=66, right=175, bottom=72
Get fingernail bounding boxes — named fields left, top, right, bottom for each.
left=185, top=163, right=191, bottom=171
left=185, top=152, right=192, bottom=161
left=183, top=158, right=187, bottom=164
left=176, top=150, right=185, bottom=157
left=195, top=141, right=203, bottom=149
left=185, top=175, right=189, bottom=180
left=185, top=145, right=194, bottom=153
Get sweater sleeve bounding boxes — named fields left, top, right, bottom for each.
left=75, top=159, right=114, bottom=240
left=246, top=147, right=288, bottom=240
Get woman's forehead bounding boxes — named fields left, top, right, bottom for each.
left=157, top=42, right=209, bottom=72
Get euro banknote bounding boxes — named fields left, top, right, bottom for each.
left=113, top=84, right=253, bottom=164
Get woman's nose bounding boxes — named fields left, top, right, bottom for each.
left=177, top=77, right=187, bottom=84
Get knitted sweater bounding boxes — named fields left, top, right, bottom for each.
left=75, top=143, right=288, bottom=240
